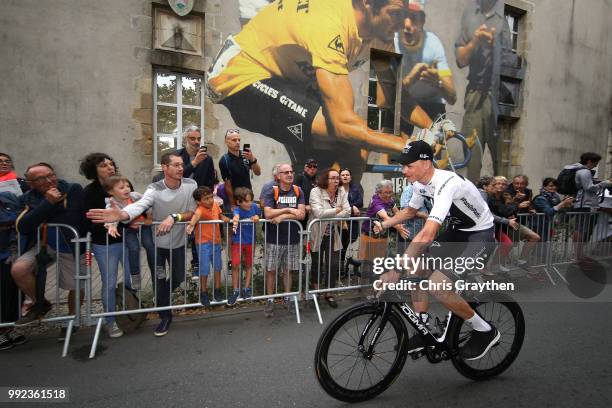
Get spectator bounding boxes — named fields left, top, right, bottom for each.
left=563, top=152, right=612, bottom=247
left=219, top=129, right=262, bottom=207
left=476, top=176, right=513, bottom=273
left=155, top=126, right=217, bottom=274
left=102, top=175, right=152, bottom=291
left=81, top=153, right=135, bottom=338
left=532, top=178, right=574, bottom=241
left=0, top=190, right=26, bottom=350
left=339, top=168, right=363, bottom=274
left=228, top=187, right=260, bottom=306
left=87, top=151, right=197, bottom=337
left=486, top=177, right=518, bottom=271
left=591, top=187, right=612, bottom=243
left=398, top=181, right=429, bottom=253
left=0, top=153, right=27, bottom=195
left=507, top=175, right=534, bottom=215
left=359, top=180, right=407, bottom=272
left=308, top=168, right=350, bottom=308
left=260, top=163, right=305, bottom=317
left=476, top=176, right=494, bottom=200
left=499, top=176, right=540, bottom=263
left=295, top=158, right=318, bottom=228
left=11, top=163, right=86, bottom=341
left=186, top=186, right=230, bottom=307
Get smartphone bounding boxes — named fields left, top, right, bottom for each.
left=199, top=145, right=208, bottom=153
left=243, top=143, right=251, bottom=152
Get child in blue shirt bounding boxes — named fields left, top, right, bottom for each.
left=227, top=187, right=260, bottom=305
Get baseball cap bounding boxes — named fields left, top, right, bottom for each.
left=305, top=158, right=318, bottom=167
left=396, top=140, right=433, bottom=165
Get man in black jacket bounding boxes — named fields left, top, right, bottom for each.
left=11, top=163, right=86, bottom=328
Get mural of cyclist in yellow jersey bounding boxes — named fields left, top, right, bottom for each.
left=206, top=0, right=410, bottom=179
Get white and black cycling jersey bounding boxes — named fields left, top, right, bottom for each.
left=408, top=169, right=494, bottom=232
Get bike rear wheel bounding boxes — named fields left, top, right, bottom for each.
left=314, top=303, right=409, bottom=403
left=450, top=292, right=525, bottom=380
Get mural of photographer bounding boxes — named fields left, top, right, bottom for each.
left=206, top=0, right=413, bottom=185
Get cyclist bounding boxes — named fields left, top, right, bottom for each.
left=206, top=0, right=410, bottom=163
left=373, top=140, right=499, bottom=360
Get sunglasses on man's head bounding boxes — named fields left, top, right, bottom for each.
left=226, top=129, right=240, bottom=135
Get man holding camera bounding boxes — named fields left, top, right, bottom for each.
left=176, top=125, right=216, bottom=189
left=219, top=129, right=262, bottom=207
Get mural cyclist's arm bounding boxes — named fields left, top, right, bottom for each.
left=313, top=68, right=406, bottom=154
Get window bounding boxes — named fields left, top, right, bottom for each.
left=154, top=71, right=204, bottom=165
left=367, top=50, right=401, bottom=133
left=504, top=5, right=526, bottom=54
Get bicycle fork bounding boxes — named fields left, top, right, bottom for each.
left=358, top=303, right=393, bottom=360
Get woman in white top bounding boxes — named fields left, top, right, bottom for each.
left=308, top=168, right=350, bottom=307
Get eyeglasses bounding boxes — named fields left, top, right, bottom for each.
left=279, top=170, right=294, bottom=175
left=0, top=159, right=12, bottom=165
left=306, top=164, right=317, bottom=169
left=28, top=173, right=56, bottom=183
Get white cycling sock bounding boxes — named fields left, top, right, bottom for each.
left=466, top=314, right=492, bottom=332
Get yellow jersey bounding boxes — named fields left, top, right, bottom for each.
left=207, top=0, right=369, bottom=101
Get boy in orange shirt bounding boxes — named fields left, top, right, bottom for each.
left=186, top=187, right=230, bottom=307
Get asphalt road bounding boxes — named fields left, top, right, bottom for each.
left=1, top=288, right=612, bottom=408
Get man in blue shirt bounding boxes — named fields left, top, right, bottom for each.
left=394, top=1, right=457, bottom=135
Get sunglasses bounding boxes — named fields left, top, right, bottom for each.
left=306, top=164, right=317, bottom=168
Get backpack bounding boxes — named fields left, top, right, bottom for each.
left=272, top=185, right=300, bottom=205
left=556, top=167, right=581, bottom=195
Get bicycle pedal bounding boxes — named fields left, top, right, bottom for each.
left=409, top=350, right=425, bottom=360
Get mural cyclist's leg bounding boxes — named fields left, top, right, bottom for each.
left=463, top=88, right=497, bottom=181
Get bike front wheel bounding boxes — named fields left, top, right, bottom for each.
left=449, top=292, right=525, bottom=380
left=314, top=303, right=409, bottom=403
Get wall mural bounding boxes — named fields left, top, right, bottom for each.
left=205, top=0, right=509, bottom=183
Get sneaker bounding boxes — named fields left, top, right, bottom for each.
left=200, top=292, right=211, bottom=307
left=242, top=287, right=252, bottom=299
left=7, top=331, right=26, bottom=346
left=263, top=299, right=274, bottom=318
left=131, top=274, right=141, bottom=290
left=227, top=290, right=240, bottom=306
left=460, top=326, right=501, bottom=361
left=154, top=318, right=171, bottom=337
left=0, top=333, right=13, bottom=351
left=57, top=326, right=79, bottom=342
left=498, top=265, right=511, bottom=273
left=213, top=288, right=224, bottom=302
left=15, top=300, right=52, bottom=326
left=517, top=259, right=528, bottom=266
left=107, top=322, right=124, bottom=338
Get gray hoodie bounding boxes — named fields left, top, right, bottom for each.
left=564, top=163, right=612, bottom=210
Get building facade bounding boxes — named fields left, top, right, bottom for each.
left=1, top=0, right=610, bottom=198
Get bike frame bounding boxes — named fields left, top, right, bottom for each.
left=359, top=301, right=459, bottom=358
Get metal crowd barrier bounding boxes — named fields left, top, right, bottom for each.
left=0, top=223, right=90, bottom=357
left=2, top=212, right=610, bottom=352
left=87, top=218, right=305, bottom=358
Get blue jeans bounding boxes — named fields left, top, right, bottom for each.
left=124, top=228, right=141, bottom=276
left=92, top=243, right=132, bottom=325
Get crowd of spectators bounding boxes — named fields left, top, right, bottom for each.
left=1, top=133, right=611, bottom=349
